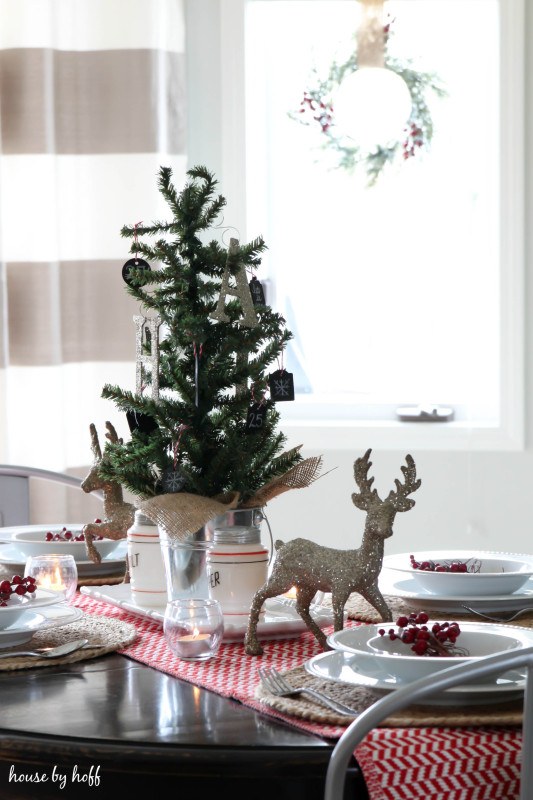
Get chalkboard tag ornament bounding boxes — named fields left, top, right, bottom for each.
left=126, top=409, right=158, bottom=435
left=268, top=369, right=295, bottom=401
left=245, top=403, right=267, bottom=434
left=122, top=258, right=151, bottom=287
left=161, top=466, right=186, bottom=493
left=249, top=276, right=266, bottom=306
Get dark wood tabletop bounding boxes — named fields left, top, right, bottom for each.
left=0, top=652, right=369, bottom=800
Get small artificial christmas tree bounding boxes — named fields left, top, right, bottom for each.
left=100, top=165, right=305, bottom=507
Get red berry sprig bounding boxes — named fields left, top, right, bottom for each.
left=402, top=122, right=424, bottom=160
left=299, top=91, right=334, bottom=133
left=45, top=523, right=103, bottom=543
left=0, top=575, right=37, bottom=607
left=410, top=554, right=481, bottom=573
left=378, top=612, right=464, bottom=657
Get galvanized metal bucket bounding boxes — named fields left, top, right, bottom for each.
left=159, top=507, right=265, bottom=602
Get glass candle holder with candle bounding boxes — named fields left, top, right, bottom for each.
left=24, top=554, right=78, bottom=602
left=163, top=598, right=224, bottom=662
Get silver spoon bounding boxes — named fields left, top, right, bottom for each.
left=0, top=638, right=90, bottom=660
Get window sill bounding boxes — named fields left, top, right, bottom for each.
left=280, top=419, right=524, bottom=452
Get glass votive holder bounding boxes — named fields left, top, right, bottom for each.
left=163, top=598, right=224, bottom=662
left=24, top=554, right=78, bottom=603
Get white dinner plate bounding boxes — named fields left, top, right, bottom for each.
left=383, top=550, right=533, bottom=598
left=305, top=649, right=526, bottom=706
left=379, top=569, right=533, bottom=614
left=327, top=621, right=533, bottom=683
left=0, top=604, right=83, bottom=649
left=0, top=542, right=127, bottom=577
left=80, top=583, right=340, bottom=642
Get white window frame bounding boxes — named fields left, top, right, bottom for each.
left=185, top=0, right=525, bottom=451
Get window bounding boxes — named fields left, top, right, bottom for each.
left=186, top=0, right=524, bottom=450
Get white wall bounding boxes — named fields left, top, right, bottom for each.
left=265, top=448, right=533, bottom=555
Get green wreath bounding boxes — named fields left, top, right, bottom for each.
left=291, top=27, right=447, bottom=186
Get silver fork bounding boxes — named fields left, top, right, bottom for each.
left=258, top=666, right=357, bottom=717
left=461, top=605, right=533, bottom=623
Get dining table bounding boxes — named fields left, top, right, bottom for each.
left=0, top=555, right=526, bottom=800
left=0, top=587, right=368, bottom=800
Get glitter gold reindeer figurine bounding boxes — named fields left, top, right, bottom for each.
left=245, top=449, right=421, bottom=655
left=81, top=422, right=136, bottom=564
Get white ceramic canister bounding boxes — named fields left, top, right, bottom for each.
left=127, top=510, right=167, bottom=607
left=206, top=526, right=269, bottom=615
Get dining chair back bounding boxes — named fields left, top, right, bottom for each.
left=325, top=645, right=533, bottom=800
left=0, top=465, right=85, bottom=526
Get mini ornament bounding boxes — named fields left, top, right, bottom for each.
left=249, top=276, right=266, bottom=306
left=269, top=369, right=295, bottom=401
left=126, top=409, right=158, bottom=435
left=161, top=466, right=186, bottom=493
left=210, top=238, right=259, bottom=328
left=245, top=403, right=267, bottom=434
left=122, top=258, right=151, bottom=287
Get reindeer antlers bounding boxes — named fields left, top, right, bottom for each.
left=89, top=423, right=102, bottom=461
left=352, top=449, right=421, bottom=512
left=352, top=448, right=380, bottom=509
left=88, top=421, right=123, bottom=463
left=387, top=454, right=421, bottom=511
left=105, top=421, right=123, bottom=446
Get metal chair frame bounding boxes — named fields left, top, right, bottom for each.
left=0, top=465, right=83, bottom=489
left=0, top=465, right=102, bottom=526
left=325, top=645, right=533, bottom=800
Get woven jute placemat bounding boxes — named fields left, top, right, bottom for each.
left=255, top=664, right=524, bottom=728
left=77, top=570, right=126, bottom=586
left=0, top=613, right=137, bottom=671
left=256, top=592, right=529, bottom=727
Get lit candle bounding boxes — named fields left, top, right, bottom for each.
left=39, top=567, right=66, bottom=593
left=284, top=586, right=298, bottom=599
left=175, top=627, right=212, bottom=659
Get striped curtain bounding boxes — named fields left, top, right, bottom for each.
left=0, top=0, right=187, bottom=522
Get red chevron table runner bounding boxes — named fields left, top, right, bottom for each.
left=74, top=594, right=522, bottom=800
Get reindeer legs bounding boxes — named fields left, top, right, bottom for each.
left=295, top=585, right=329, bottom=650
left=245, top=587, right=273, bottom=656
left=83, top=528, right=102, bottom=564
left=359, top=583, right=392, bottom=622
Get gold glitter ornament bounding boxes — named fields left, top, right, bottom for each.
left=210, top=238, right=259, bottom=328
left=244, top=449, right=421, bottom=655
left=81, top=422, right=136, bottom=565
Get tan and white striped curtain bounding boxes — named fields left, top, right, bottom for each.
left=0, top=0, right=187, bottom=522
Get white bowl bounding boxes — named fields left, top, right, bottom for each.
left=327, top=622, right=527, bottom=682
left=0, top=585, right=61, bottom=629
left=383, top=550, right=533, bottom=597
left=2, top=525, right=122, bottom=562
left=0, top=593, right=32, bottom=629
